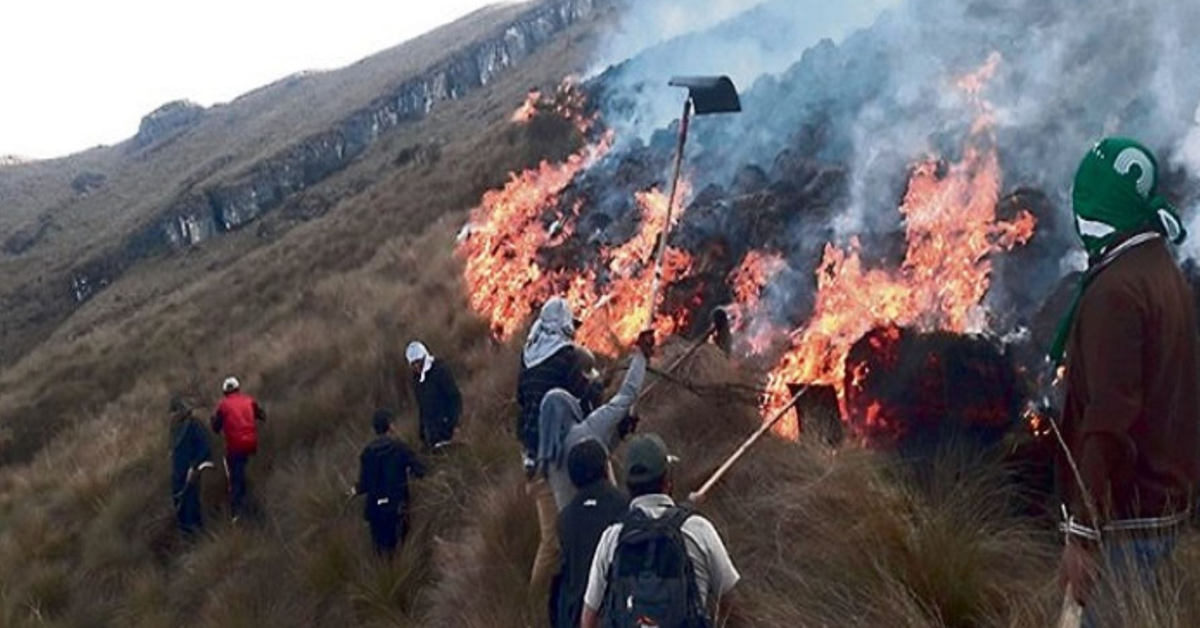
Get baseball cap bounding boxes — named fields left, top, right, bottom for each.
left=624, top=434, right=674, bottom=485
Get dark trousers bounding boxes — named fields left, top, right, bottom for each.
left=366, top=503, right=408, bottom=557
left=225, top=454, right=250, bottom=519
left=174, top=483, right=204, bottom=534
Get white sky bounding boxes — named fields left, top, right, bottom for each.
left=0, top=0, right=512, bottom=159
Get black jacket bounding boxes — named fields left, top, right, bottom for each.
left=412, top=361, right=462, bottom=448
left=517, top=346, right=599, bottom=457
left=554, top=482, right=628, bottom=628
left=356, top=436, right=426, bottom=518
left=170, top=415, right=212, bottom=497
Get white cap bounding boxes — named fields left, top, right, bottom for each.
left=222, top=377, right=240, bottom=393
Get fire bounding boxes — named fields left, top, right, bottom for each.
left=512, top=90, right=542, bottom=123
left=459, top=137, right=613, bottom=341
left=462, top=89, right=694, bottom=355
left=727, top=251, right=788, bottom=355
left=509, top=78, right=594, bottom=134
left=569, top=185, right=695, bottom=354
left=1023, top=404, right=1053, bottom=439
left=762, top=54, right=1036, bottom=439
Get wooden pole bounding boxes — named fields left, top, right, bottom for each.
left=646, top=97, right=693, bottom=321
left=688, top=386, right=808, bottom=503
left=638, top=324, right=715, bottom=402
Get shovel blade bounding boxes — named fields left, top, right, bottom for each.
left=669, top=76, right=742, bottom=115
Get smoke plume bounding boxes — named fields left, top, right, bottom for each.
left=581, top=0, right=1200, bottom=332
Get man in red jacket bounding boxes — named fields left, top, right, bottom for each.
left=211, top=376, right=267, bottom=521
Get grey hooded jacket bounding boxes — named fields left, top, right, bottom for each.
left=538, top=353, right=646, bottom=511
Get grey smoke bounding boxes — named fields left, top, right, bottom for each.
left=590, top=0, right=900, bottom=144
left=581, top=0, right=1200, bottom=338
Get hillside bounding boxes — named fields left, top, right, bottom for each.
left=0, top=0, right=609, bottom=367
left=3, top=0, right=1200, bottom=627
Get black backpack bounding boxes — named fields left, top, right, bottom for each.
left=601, top=506, right=709, bottom=628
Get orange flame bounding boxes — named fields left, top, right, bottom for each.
left=510, top=78, right=594, bottom=135
left=461, top=88, right=694, bottom=355
left=762, top=53, right=1036, bottom=439
left=727, top=251, right=788, bottom=356
left=459, top=137, right=613, bottom=341
left=570, top=185, right=695, bottom=354
left=512, top=90, right=542, bottom=123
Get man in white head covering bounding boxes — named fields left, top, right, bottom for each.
left=517, top=297, right=603, bottom=596
left=405, top=341, right=462, bottom=452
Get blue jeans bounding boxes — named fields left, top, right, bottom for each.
left=1082, top=535, right=1177, bottom=628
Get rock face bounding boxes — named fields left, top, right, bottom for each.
left=135, top=100, right=205, bottom=147
left=71, top=0, right=607, bottom=301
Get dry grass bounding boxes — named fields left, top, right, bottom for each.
left=3, top=220, right=1200, bottom=627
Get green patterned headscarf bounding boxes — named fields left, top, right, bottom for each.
left=1071, top=137, right=1185, bottom=257
left=1049, top=138, right=1187, bottom=365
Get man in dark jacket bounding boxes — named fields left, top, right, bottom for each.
left=169, top=397, right=213, bottom=535
left=518, top=297, right=602, bottom=469
left=355, top=408, right=427, bottom=557
left=1052, top=138, right=1199, bottom=622
left=553, top=439, right=628, bottom=628
left=519, top=297, right=602, bottom=593
left=406, top=341, right=462, bottom=451
left=210, top=376, right=267, bottom=522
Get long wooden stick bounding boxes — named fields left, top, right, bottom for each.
left=688, top=386, right=808, bottom=503
left=638, top=324, right=715, bottom=402
left=646, top=97, right=692, bottom=319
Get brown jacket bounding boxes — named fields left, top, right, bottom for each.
left=1062, top=237, right=1200, bottom=529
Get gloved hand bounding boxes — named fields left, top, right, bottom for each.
left=618, top=412, right=641, bottom=439
left=636, top=329, right=656, bottom=358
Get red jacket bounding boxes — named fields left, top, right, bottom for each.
left=212, top=392, right=266, bottom=456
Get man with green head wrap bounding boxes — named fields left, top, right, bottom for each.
left=1054, top=138, right=1199, bottom=623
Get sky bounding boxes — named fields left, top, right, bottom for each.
left=0, top=0, right=514, bottom=159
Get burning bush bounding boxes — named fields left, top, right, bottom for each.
left=843, top=326, right=1021, bottom=453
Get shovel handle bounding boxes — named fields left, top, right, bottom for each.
left=688, top=387, right=808, bottom=503
left=647, top=97, right=693, bottom=319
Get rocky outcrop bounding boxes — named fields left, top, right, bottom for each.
left=135, top=100, right=205, bottom=148
left=69, top=0, right=607, bottom=302
left=71, top=171, right=106, bottom=195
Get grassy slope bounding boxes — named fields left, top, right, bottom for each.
left=3, top=5, right=1200, bottom=628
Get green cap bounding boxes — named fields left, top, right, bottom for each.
left=624, top=434, right=671, bottom=485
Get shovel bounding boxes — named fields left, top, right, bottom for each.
left=646, top=76, right=742, bottom=319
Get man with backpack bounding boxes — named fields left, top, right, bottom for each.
left=533, top=328, right=652, bottom=595
left=582, top=434, right=739, bottom=628
left=406, top=340, right=462, bottom=451
left=354, top=408, right=427, bottom=557
left=210, top=376, right=266, bottom=522
left=553, top=439, right=629, bottom=628
left=169, top=396, right=213, bottom=535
